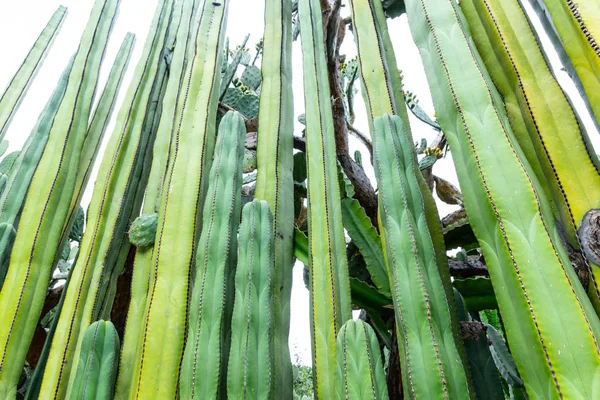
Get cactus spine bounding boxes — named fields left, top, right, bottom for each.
left=227, top=199, right=275, bottom=400
left=0, top=1, right=120, bottom=396
left=405, top=0, right=600, bottom=397
left=298, top=0, right=352, bottom=397
left=38, top=1, right=177, bottom=397
left=254, top=0, right=295, bottom=397
left=335, top=320, right=388, bottom=400
left=461, top=0, right=600, bottom=312
left=69, top=321, right=120, bottom=400
left=130, top=1, right=228, bottom=397
left=0, top=6, right=67, bottom=141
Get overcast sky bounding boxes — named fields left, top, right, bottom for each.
left=1, top=0, right=598, bottom=366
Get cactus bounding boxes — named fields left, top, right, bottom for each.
left=241, top=65, right=262, bottom=91
left=0, top=0, right=120, bottom=396
left=298, top=0, right=353, bottom=397
left=253, top=0, right=296, bottom=397
left=335, top=320, right=388, bottom=400
left=237, top=93, right=260, bottom=119
left=37, top=1, right=176, bottom=397
left=220, top=34, right=250, bottom=100
left=373, top=114, right=471, bottom=399
left=405, top=0, right=600, bottom=397
left=461, top=0, right=600, bottom=312
left=227, top=199, right=274, bottom=399
left=0, top=6, right=67, bottom=141
left=129, top=213, right=159, bottom=248
left=180, top=110, right=245, bottom=398
left=223, top=87, right=244, bottom=108
left=129, top=1, right=228, bottom=397
left=526, top=0, right=600, bottom=128
left=69, top=320, right=120, bottom=400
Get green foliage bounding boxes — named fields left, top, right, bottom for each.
left=241, top=65, right=262, bottom=91
left=129, top=213, right=159, bottom=248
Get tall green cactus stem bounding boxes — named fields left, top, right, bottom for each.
left=0, top=0, right=119, bottom=397
left=0, top=6, right=67, bottom=141
left=131, top=1, right=228, bottom=397
left=373, top=114, right=470, bottom=399
left=69, top=321, right=120, bottom=400
left=227, top=199, right=275, bottom=400
left=335, top=320, right=388, bottom=400
left=38, top=2, right=174, bottom=398
left=180, top=110, right=245, bottom=399
left=298, top=0, right=352, bottom=397
left=405, top=0, right=600, bottom=397
left=114, top=1, right=192, bottom=397
left=527, top=0, right=600, bottom=128
left=461, top=0, right=600, bottom=312
left=253, top=0, right=294, bottom=397
left=0, top=56, right=75, bottom=288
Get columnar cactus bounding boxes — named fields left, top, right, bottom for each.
left=405, top=0, right=600, bottom=397
left=227, top=199, right=275, bottom=399
left=129, top=1, right=229, bottom=397
left=373, top=114, right=471, bottom=399
left=69, top=320, right=120, bottom=400
left=0, top=0, right=120, bottom=396
left=298, top=0, right=353, bottom=397
left=335, top=320, right=388, bottom=400
left=254, top=0, right=295, bottom=397
left=38, top=1, right=175, bottom=397
left=0, top=6, right=67, bottom=141
left=461, top=0, right=600, bottom=312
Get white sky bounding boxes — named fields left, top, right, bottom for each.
left=0, top=0, right=598, bottom=366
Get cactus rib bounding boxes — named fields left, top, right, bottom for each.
left=405, top=0, right=600, bottom=397
left=298, top=0, right=353, bottom=397
left=0, top=6, right=67, bottom=141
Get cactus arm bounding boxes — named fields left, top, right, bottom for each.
left=373, top=114, right=470, bottom=399
left=253, top=0, right=295, bottom=397
left=0, top=1, right=120, bottom=396
left=527, top=0, right=600, bottom=128
left=69, top=320, right=120, bottom=400
left=298, top=0, right=353, bottom=397
left=0, top=6, right=67, bottom=141
left=132, top=1, right=228, bottom=397
left=38, top=2, right=174, bottom=398
left=405, top=0, right=600, bottom=397
left=227, top=199, right=275, bottom=400
left=179, top=110, right=245, bottom=399
left=460, top=0, right=600, bottom=312
left=335, top=320, right=389, bottom=400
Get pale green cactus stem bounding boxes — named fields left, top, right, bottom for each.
left=38, top=2, right=175, bottom=398
left=405, top=0, right=600, bottom=397
left=0, top=5, right=67, bottom=141
left=335, top=320, right=388, bottom=400
left=227, top=199, right=275, bottom=400
left=114, top=1, right=194, bottom=397
left=527, top=0, right=600, bottom=128
left=180, top=110, right=246, bottom=399
left=69, top=320, right=120, bottom=400
left=373, top=114, right=471, bottom=399
left=253, top=0, right=295, bottom=397
left=0, top=55, right=75, bottom=288
left=0, top=0, right=120, bottom=397
left=461, top=0, right=600, bottom=313
left=130, top=1, right=228, bottom=397
left=298, top=0, right=352, bottom=397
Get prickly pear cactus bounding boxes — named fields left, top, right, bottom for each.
left=70, top=320, right=120, bottom=400
left=241, top=65, right=262, bottom=91
left=237, top=93, right=260, bottom=119
left=223, top=87, right=244, bottom=108
left=128, top=213, right=159, bottom=248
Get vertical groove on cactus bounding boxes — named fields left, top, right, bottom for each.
left=38, top=1, right=175, bottom=398
left=0, top=1, right=120, bottom=397
left=69, top=320, right=120, bottom=400
left=0, top=6, right=67, bottom=141
left=298, top=0, right=353, bottom=397
left=405, top=0, right=600, bottom=397
left=227, top=199, right=275, bottom=400
left=254, top=0, right=295, bottom=397
left=130, top=1, right=228, bottom=397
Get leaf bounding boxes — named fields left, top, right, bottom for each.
left=486, top=323, right=524, bottom=387
left=341, top=198, right=390, bottom=297
left=453, top=277, right=497, bottom=311
left=350, top=277, right=392, bottom=311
